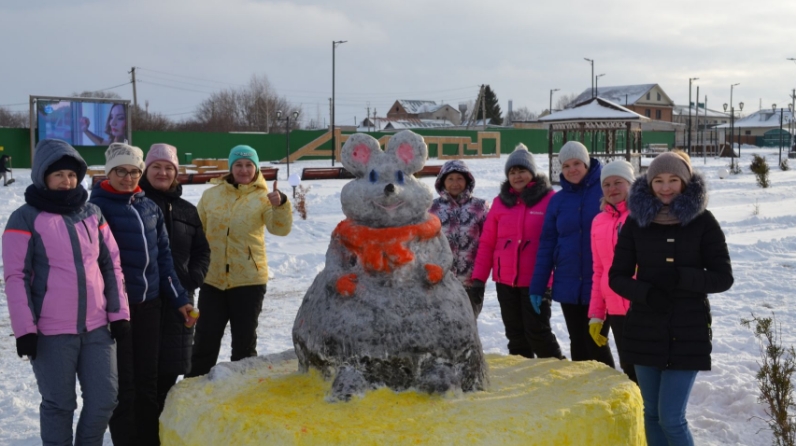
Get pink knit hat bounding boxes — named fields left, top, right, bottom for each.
left=145, top=143, right=179, bottom=171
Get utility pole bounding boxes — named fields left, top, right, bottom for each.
left=688, top=77, right=699, bottom=154
left=694, top=85, right=699, bottom=155
left=129, top=67, right=138, bottom=109
left=366, top=104, right=370, bottom=132
left=481, top=84, right=487, bottom=130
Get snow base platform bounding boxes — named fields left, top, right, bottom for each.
left=160, top=351, right=644, bottom=445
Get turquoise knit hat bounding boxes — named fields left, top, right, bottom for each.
left=228, top=145, right=260, bottom=171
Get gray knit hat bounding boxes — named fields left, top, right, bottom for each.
left=647, top=151, right=692, bottom=185
left=600, top=160, right=636, bottom=185
left=558, top=141, right=590, bottom=168
left=504, top=143, right=538, bottom=177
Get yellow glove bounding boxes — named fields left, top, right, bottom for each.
left=589, top=318, right=608, bottom=347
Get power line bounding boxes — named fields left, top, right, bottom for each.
left=136, top=67, right=245, bottom=88
left=0, top=101, right=28, bottom=107
left=138, top=73, right=232, bottom=91
left=138, top=80, right=216, bottom=95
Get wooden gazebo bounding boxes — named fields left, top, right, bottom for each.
left=539, top=97, right=650, bottom=180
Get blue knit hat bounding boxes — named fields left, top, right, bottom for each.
left=228, top=145, right=260, bottom=171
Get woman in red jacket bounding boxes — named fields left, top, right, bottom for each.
left=471, top=145, right=562, bottom=359
left=587, top=160, right=637, bottom=382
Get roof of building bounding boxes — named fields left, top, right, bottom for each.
left=539, top=97, right=650, bottom=123
left=673, top=105, right=729, bottom=119
left=715, top=108, right=795, bottom=128
left=357, top=117, right=456, bottom=131
left=395, top=100, right=439, bottom=114
left=570, top=84, right=667, bottom=107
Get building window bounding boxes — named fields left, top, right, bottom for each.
left=645, top=109, right=651, bottom=117
left=655, top=110, right=661, bottom=119
left=745, top=130, right=751, bottom=135
left=646, top=92, right=651, bottom=100
left=657, top=92, right=661, bottom=101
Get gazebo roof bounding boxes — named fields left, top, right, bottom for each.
left=540, top=97, right=650, bottom=124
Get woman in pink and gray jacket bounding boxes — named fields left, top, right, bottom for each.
left=587, top=160, right=637, bottom=382
left=471, top=145, right=562, bottom=359
left=2, top=139, right=130, bottom=446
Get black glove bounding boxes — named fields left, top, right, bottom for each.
left=650, top=268, right=680, bottom=292
left=110, top=320, right=131, bottom=340
left=471, top=279, right=485, bottom=288
left=16, top=333, right=38, bottom=360
left=645, top=288, right=672, bottom=312
left=466, top=286, right=485, bottom=307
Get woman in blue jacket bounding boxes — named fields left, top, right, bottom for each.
left=89, top=143, right=192, bottom=446
left=529, top=141, right=614, bottom=366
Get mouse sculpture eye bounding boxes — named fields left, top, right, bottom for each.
left=369, top=170, right=378, bottom=183
left=395, top=171, right=405, bottom=185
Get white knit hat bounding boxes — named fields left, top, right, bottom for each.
left=105, top=143, right=145, bottom=175
left=558, top=141, right=590, bottom=168
left=600, top=160, right=636, bottom=185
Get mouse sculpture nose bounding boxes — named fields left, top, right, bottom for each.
left=384, top=183, right=395, bottom=195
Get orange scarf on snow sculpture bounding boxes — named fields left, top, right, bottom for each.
left=333, top=215, right=442, bottom=273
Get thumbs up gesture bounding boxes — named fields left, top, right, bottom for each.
left=267, top=180, right=284, bottom=207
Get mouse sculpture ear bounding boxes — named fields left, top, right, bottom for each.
left=341, top=133, right=383, bottom=178
left=385, top=130, right=427, bottom=175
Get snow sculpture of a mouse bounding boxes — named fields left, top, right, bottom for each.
left=292, top=130, right=486, bottom=401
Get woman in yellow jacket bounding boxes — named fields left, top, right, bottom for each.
left=187, top=145, right=292, bottom=377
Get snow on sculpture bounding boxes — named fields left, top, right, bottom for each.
left=292, top=130, right=487, bottom=401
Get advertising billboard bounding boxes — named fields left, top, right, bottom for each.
left=36, top=100, right=130, bottom=146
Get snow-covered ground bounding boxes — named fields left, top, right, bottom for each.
left=1, top=147, right=794, bottom=445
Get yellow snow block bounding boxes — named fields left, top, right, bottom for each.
left=161, top=354, right=645, bottom=445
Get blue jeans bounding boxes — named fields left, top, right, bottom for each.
left=635, top=365, right=698, bottom=446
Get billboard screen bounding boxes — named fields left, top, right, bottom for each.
left=37, top=100, right=129, bottom=146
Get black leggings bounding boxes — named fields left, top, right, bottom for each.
left=495, top=284, right=563, bottom=359
left=561, top=302, right=615, bottom=367
left=186, top=284, right=267, bottom=378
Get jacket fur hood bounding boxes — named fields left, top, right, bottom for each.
left=628, top=170, right=708, bottom=227
left=434, top=160, right=476, bottom=202
left=498, top=173, right=552, bottom=208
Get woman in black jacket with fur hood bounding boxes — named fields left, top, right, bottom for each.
left=140, top=144, right=211, bottom=416
left=609, top=151, right=733, bottom=446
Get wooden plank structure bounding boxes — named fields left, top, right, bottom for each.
left=539, top=97, right=650, bottom=181
left=280, top=129, right=501, bottom=164
left=300, top=164, right=442, bottom=181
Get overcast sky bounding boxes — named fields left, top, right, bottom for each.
left=2, top=0, right=796, bottom=127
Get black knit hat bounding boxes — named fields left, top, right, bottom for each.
left=44, top=155, right=84, bottom=179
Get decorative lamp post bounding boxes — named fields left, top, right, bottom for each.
left=584, top=58, right=594, bottom=97
left=723, top=102, right=734, bottom=168
left=288, top=172, right=301, bottom=199
left=549, top=88, right=560, bottom=114
left=738, top=101, right=744, bottom=157
left=276, top=110, right=300, bottom=179
left=331, top=40, right=347, bottom=166
left=595, top=74, right=605, bottom=95
left=688, top=77, right=699, bottom=154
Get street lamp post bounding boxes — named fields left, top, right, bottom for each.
left=688, top=77, right=699, bottom=154
left=777, top=104, right=784, bottom=165
left=331, top=40, right=347, bottom=166
left=276, top=110, right=300, bottom=179
left=549, top=88, right=559, bottom=114
left=584, top=58, right=594, bottom=97
left=595, top=74, right=605, bottom=96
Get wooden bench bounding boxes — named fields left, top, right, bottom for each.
left=301, top=167, right=348, bottom=180
left=415, top=165, right=442, bottom=178
left=91, top=167, right=279, bottom=187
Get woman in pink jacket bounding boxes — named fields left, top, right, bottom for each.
left=471, top=145, right=562, bottom=359
left=587, top=160, right=637, bottom=382
left=2, top=139, right=130, bottom=445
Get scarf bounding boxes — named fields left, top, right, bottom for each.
left=652, top=205, right=681, bottom=225
left=24, top=184, right=88, bottom=215
left=333, top=215, right=442, bottom=273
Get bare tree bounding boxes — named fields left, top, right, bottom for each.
left=509, top=106, right=538, bottom=122
left=556, top=93, right=578, bottom=110
left=72, top=90, right=123, bottom=99
left=190, top=74, right=300, bottom=133
left=0, top=107, right=28, bottom=128
left=130, top=105, right=173, bottom=131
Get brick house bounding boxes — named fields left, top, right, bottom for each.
left=569, top=84, right=675, bottom=122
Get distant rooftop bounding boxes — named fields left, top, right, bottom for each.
left=715, top=108, right=795, bottom=129
left=570, top=84, right=658, bottom=107
left=396, top=100, right=439, bottom=114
